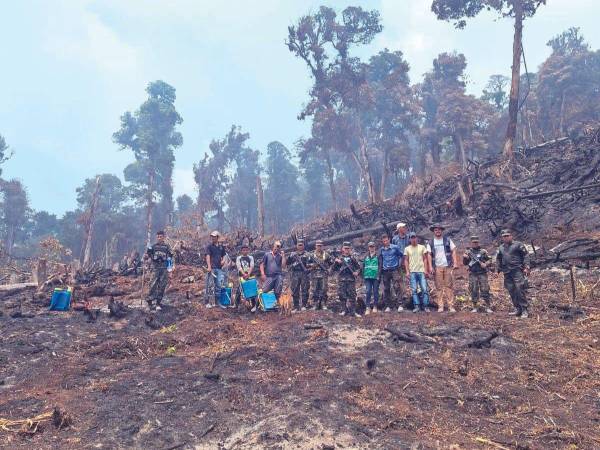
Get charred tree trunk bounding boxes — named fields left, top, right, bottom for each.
left=431, top=142, right=441, bottom=165
left=256, top=176, right=265, bottom=237
left=380, top=147, right=389, bottom=202
left=453, top=133, right=467, bottom=171
left=145, top=171, right=155, bottom=249
left=82, top=176, right=101, bottom=267
left=358, top=138, right=377, bottom=204
left=559, top=90, right=567, bottom=137
left=324, top=150, right=338, bottom=211
left=503, top=0, right=523, bottom=160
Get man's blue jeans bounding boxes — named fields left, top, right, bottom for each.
left=206, top=269, right=225, bottom=304
left=410, top=272, right=429, bottom=307
left=364, top=278, right=379, bottom=308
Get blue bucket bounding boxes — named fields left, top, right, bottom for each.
left=260, top=291, right=277, bottom=311
left=219, top=287, right=232, bottom=307
left=49, top=288, right=72, bottom=311
left=241, top=278, right=258, bottom=298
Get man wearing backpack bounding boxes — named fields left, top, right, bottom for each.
left=428, top=224, right=458, bottom=312
left=496, top=229, right=531, bottom=318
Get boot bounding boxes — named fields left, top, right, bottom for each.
left=520, top=308, right=529, bottom=319
left=509, top=308, right=522, bottom=316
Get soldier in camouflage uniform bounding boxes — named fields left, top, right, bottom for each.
left=463, top=236, right=493, bottom=313
left=496, top=229, right=531, bottom=318
left=288, top=240, right=312, bottom=312
left=331, top=241, right=362, bottom=317
left=145, top=230, right=173, bottom=311
left=310, top=240, right=332, bottom=310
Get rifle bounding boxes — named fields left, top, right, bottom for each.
left=290, top=252, right=310, bottom=273
left=311, top=252, right=330, bottom=273
left=335, top=254, right=359, bottom=277
left=467, top=249, right=487, bottom=269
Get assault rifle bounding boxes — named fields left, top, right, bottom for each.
left=467, top=250, right=487, bottom=269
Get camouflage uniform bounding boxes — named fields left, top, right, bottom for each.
left=332, top=255, right=361, bottom=315
left=496, top=241, right=530, bottom=313
left=288, top=251, right=312, bottom=309
left=146, top=242, right=173, bottom=308
left=311, top=250, right=332, bottom=309
left=463, top=247, right=492, bottom=308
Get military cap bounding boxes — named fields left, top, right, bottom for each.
left=315, top=240, right=324, bottom=245
left=297, top=239, right=305, bottom=245
left=501, top=229, right=511, bottom=236
left=470, top=235, right=480, bottom=241
left=429, top=223, right=445, bottom=231
left=342, top=241, right=352, bottom=247
left=408, top=232, right=417, bottom=238
left=367, top=241, right=375, bottom=246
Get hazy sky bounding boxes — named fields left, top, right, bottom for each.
left=1, top=0, right=599, bottom=215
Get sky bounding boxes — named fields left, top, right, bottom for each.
left=1, top=0, right=599, bottom=216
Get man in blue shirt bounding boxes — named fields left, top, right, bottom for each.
left=392, top=222, right=410, bottom=308
left=379, top=234, right=404, bottom=312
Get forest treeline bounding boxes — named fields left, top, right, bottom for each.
left=1, top=4, right=599, bottom=265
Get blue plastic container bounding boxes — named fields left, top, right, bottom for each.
left=219, top=287, right=232, bottom=307
left=49, top=288, right=72, bottom=311
left=241, top=278, right=258, bottom=299
left=260, top=291, right=277, bottom=311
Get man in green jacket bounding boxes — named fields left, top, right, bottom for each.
left=362, top=241, right=381, bottom=314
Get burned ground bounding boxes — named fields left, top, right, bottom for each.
left=2, top=132, right=600, bottom=449
left=1, top=267, right=599, bottom=450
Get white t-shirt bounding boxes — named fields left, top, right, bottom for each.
left=428, top=238, right=456, bottom=267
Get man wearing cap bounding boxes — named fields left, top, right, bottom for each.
left=392, top=222, right=411, bottom=307
left=404, top=232, right=432, bottom=312
left=496, top=230, right=531, bottom=318
left=362, top=241, right=381, bottom=314
left=145, top=230, right=173, bottom=311
left=428, top=224, right=458, bottom=313
left=311, top=240, right=332, bottom=310
left=260, top=241, right=286, bottom=300
left=379, top=234, right=404, bottom=312
left=331, top=241, right=362, bottom=317
left=287, top=240, right=312, bottom=312
left=463, top=236, right=493, bottom=313
left=205, top=231, right=227, bottom=308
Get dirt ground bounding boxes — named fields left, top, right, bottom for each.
left=1, top=266, right=599, bottom=450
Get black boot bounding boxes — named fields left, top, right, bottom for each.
left=508, top=307, right=522, bottom=316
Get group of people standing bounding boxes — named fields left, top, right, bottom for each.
left=199, top=222, right=532, bottom=319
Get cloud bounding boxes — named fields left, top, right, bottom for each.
left=173, top=167, right=197, bottom=200
left=43, top=2, right=143, bottom=79
left=373, top=0, right=457, bottom=82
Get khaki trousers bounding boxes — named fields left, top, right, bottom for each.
left=434, top=267, right=454, bottom=309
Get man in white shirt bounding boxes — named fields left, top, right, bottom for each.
left=427, top=224, right=458, bottom=312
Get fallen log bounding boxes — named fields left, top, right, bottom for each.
left=517, top=182, right=600, bottom=200
left=385, top=326, right=437, bottom=344
left=285, top=220, right=404, bottom=251
left=0, top=283, right=37, bottom=298
left=531, top=252, right=600, bottom=267
left=468, top=332, right=499, bottom=349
